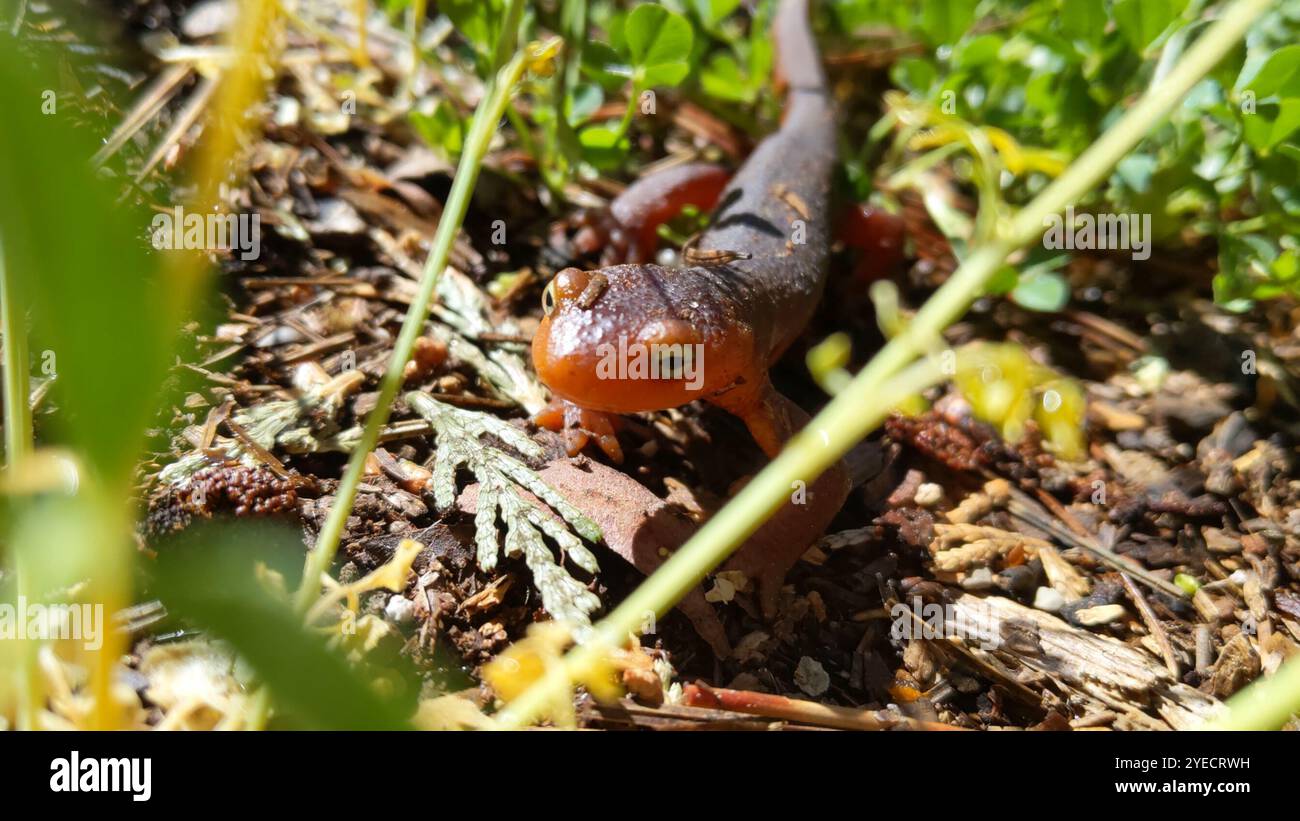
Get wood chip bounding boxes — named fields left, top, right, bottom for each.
left=945, top=594, right=1222, bottom=729
left=945, top=478, right=1011, bottom=523
left=1209, top=634, right=1260, bottom=698
left=1038, top=544, right=1091, bottom=601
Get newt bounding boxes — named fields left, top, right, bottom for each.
left=531, top=0, right=850, bottom=615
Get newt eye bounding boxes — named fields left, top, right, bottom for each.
left=542, top=279, right=558, bottom=316
left=658, top=347, right=686, bottom=377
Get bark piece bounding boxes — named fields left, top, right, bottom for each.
left=945, top=593, right=1223, bottom=729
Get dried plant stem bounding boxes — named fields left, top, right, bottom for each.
left=493, top=0, right=1272, bottom=728
left=682, top=683, right=966, bottom=731
left=292, top=0, right=528, bottom=616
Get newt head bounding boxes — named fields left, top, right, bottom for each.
left=532, top=265, right=753, bottom=414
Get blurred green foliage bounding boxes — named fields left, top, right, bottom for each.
left=415, top=0, right=766, bottom=180
left=830, top=0, right=1300, bottom=308
left=0, top=4, right=427, bottom=728
left=0, top=40, right=172, bottom=490
left=149, top=520, right=415, bottom=730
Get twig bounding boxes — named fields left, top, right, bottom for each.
left=200, top=397, right=235, bottom=450
left=945, top=594, right=1220, bottom=729
left=91, top=64, right=193, bottom=166
left=134, top=74, right=219, bottom=183
left=681, top=683, right=967, bottom=731
left=1121, top=572, right=1180, bottom=679
left=223, top=416, right=290, bottom=479
left=1006, top=488, right=1187, bottom=600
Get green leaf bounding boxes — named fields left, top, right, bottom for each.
left=625, top=6, right=694, bottom=89
left=691, top=0, right=742, bottom=29
left=1277, top=142, right=1300, bottom=164
left=1242, top=99, right=1300, bottom=151
left=985, top=265, right=1021, bottom=295
left=1059, top=0, right=1107, bottom=45
left=920, top=0, right=977, bottom=46
left=409, top=102, right=465, bottom=156
left=579, top=125, right=631, bottom=170
left=642, top=63, right=691, bottom=89
left=1211, top=40, right=1248, bottom=94
left=1241, top=101, right=1277, bottom=149
left=1011, top=270, right=1071, bottom=312
left=701, top=52, right=754, bottom=103
left=567, top=83, right=605, bottom=126
left=1267, top=98, right=1300, bottom=148
left=442, top=0, right=506, bottom=61
left=955, top=34, right=1004, bottom=69
left=1215, top=232, right=1278, bottom=305
left=1113, top=0, right=1175, bottom=53
left=1273, top=248, right=1300, bottom=283
left=891, top=57, right=938, bottom=95
left=582, top=41, right=634, bottom=90
left=1115, top=152, right=1158, bottom=193
left=150, top=520, right=415, bottom=730
left=605, top=10, right=630, bottom=55
left=1240, top=44, right=1300, bottom=99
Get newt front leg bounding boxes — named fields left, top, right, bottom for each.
left=712, top=377, right=851, bottom=616
left=533, top=397, right=624, bottom=463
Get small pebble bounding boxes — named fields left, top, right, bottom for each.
left=1033, top=586, right=1065, bottom=612
left=962, top=567, right=996, bottom=592
left=794, top=656, right=830, bottom=697
left=1075, top=604, right=1127, bottom=626
left=385, top=595, right=416, bottom=626
left=998, top=563, right=1041, bottom=597
left=914, top=482, right=943, bottom=507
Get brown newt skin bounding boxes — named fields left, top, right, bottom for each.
left=531, top=0, right=846, bottom=615
left=572, top=162, right=731, bottom=264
